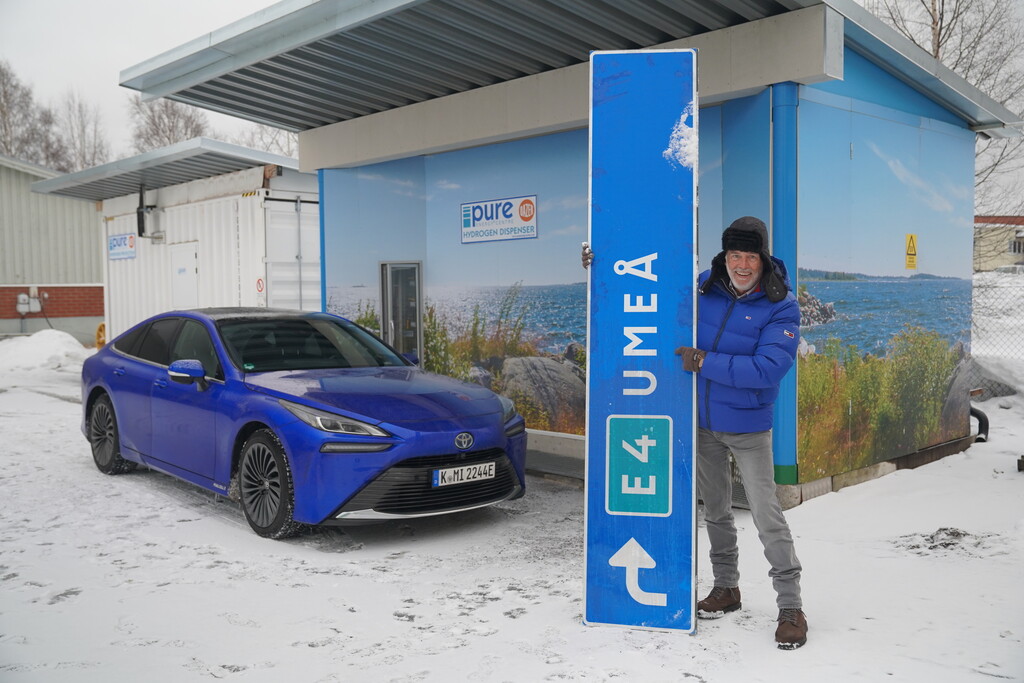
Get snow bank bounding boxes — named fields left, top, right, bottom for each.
left=0, top=329, right=93, bottom=372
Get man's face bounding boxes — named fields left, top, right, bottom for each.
left=725, top=250, right=763, bottom=293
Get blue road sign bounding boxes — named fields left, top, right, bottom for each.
left=584, top=50, right=698, bottom=632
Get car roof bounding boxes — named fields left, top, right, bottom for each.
left=185, top=307, right=337, bottom=322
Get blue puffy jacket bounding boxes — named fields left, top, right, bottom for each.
left=695, top=254, right=800, bottom=433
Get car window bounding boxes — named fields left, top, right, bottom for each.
left=218, top=317, right=407, bottom=372
left=135, top=318, right=181, bottom=366
left=112, top=323, right=147, bottom=356
left=170, top=320, right=223, bottom=380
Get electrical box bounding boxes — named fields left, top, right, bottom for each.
left=15, top=293, right=42, bottom=315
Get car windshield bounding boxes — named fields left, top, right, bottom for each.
left=218, top=317, right=408, bottom=372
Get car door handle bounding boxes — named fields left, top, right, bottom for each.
left=153, top=379, right=168, bottom=389
left=113, top=367, right=126, bottom=376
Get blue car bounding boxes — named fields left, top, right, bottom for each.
left=82, top=308, right=527, bottom=538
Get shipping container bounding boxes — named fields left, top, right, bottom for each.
left=99, top=166, right=318, bottom=337
left=33, top=139, right=320, bottom=339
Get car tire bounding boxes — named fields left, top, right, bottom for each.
left=239, top=429, right=302, bottom=539
left=88, top=394, right=137, bottom=475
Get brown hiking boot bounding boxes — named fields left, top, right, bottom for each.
left=696, top=586, right=741, bottom=619
left=775, top=608, right=808, bottom=650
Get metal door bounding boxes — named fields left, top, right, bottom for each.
left=265, top=197, right=321, bottom=310
left=379, top=262, right=422, bottom=361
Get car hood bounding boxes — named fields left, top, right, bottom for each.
left=244, top=367, right=502, bottom=424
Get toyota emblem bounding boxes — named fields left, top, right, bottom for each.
left=454, top=432, right=474, bottom=450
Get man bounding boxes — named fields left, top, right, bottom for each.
left=582, top=216, right=807, bottom=649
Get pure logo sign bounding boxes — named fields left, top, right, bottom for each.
left=108, top=233, right=136, bottom=260
left=461, top=195, right=537, bottom=244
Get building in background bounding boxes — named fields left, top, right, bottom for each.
left=33, top=138, right=319, bottom=339
left=974, top=216, right=1024, bottom=272
left=1, top=153, right=103, bottom=345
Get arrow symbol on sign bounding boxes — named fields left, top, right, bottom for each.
left=608, top=537, right=667, bottom=606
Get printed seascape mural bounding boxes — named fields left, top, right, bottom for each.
left=322, top=74, right=978, bottom=484
left=795, top=92, right=976, bottom=483
left=323, top=130, right=591, bottom=435
left=323, top=96, right=760, bottom=440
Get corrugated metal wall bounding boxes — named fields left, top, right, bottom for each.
left=0, top=160, right=102, bottom=284
left=265, top=198, right=321, bottom=311
left=237, top=192, right=269, bottom=307
left=104, top=194, right=267, bottom=337
left=100, top=167, right=319, bottom=338
left=104, top=213, right=162, bottom=336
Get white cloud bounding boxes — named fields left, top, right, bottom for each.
left=548, top=223, right=585, bottom=236
left=541, top=195, right=588, bottom=212
left=356, top=172, right=417, bottom=189
left=867, top=141, right=957, bottom=213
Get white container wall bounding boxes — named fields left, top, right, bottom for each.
left=101, top=167, right=318, bottom=337
left=265, top=198, right=321, bottom=311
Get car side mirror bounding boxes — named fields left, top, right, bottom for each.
left=168, top=359, right=209, bottom=390
left=401, top=352, right=419, bottom=365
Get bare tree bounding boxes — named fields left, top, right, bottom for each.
left=230, top=123, right=298, bottom=157
left=128, top=94, right=211, bottom=153
left=863, top=0, right=1024, bottom=215
left=0, top=60, right=32, bottom=157
left=57, top=90, right=110, bottom=170
left=0, top=60, right=71, bottom=171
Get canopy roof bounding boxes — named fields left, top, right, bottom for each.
left=31, top=138, right=298, bottom=202
left=119, top=0, right=1021, bottom=138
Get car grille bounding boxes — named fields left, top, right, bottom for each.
left=334, top=448, right=519, bottom=516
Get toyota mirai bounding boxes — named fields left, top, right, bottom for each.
left=81, top=308, right=527, bottom=538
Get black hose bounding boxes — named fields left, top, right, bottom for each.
left=28, top=290, right=55, bottom=330
left=970, top=405, right=989, bottom=443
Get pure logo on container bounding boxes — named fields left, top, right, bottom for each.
left=108, top=233, right=137, bottom=260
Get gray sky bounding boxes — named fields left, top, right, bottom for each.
left=0, top=0, right=274, bottom=159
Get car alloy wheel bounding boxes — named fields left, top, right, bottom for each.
left=88, top=394, right=136, bottom=475
left=239, top=429, right=301, bottom=539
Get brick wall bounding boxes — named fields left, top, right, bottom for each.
left=0, top=285, right=104, bottom=320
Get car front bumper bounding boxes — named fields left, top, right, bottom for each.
left=276, top=413, right=528, bottom=524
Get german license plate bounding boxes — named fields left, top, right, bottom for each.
left=432, top=461, right=495, bottom=487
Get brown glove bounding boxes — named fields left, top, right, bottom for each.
left=675, top=346, right=706, bottom=372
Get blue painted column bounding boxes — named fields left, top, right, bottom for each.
left=771, top=82, right=800, bottom=485
left=318, top=168, right=328, bottom=311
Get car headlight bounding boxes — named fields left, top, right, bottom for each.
left=499, top=395, right=525, bottom=436
left=280, top=399, right=390, bottom=436
left=498, top=395, right=518, bottom=423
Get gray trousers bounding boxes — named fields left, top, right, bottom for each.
left=696, top=428, right=802, bottom=609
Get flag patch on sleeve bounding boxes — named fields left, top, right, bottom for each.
left=784, top=330, right=795, bottom=338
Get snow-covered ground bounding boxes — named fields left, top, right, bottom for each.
left=1, top=324, right=1021, bottom=682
